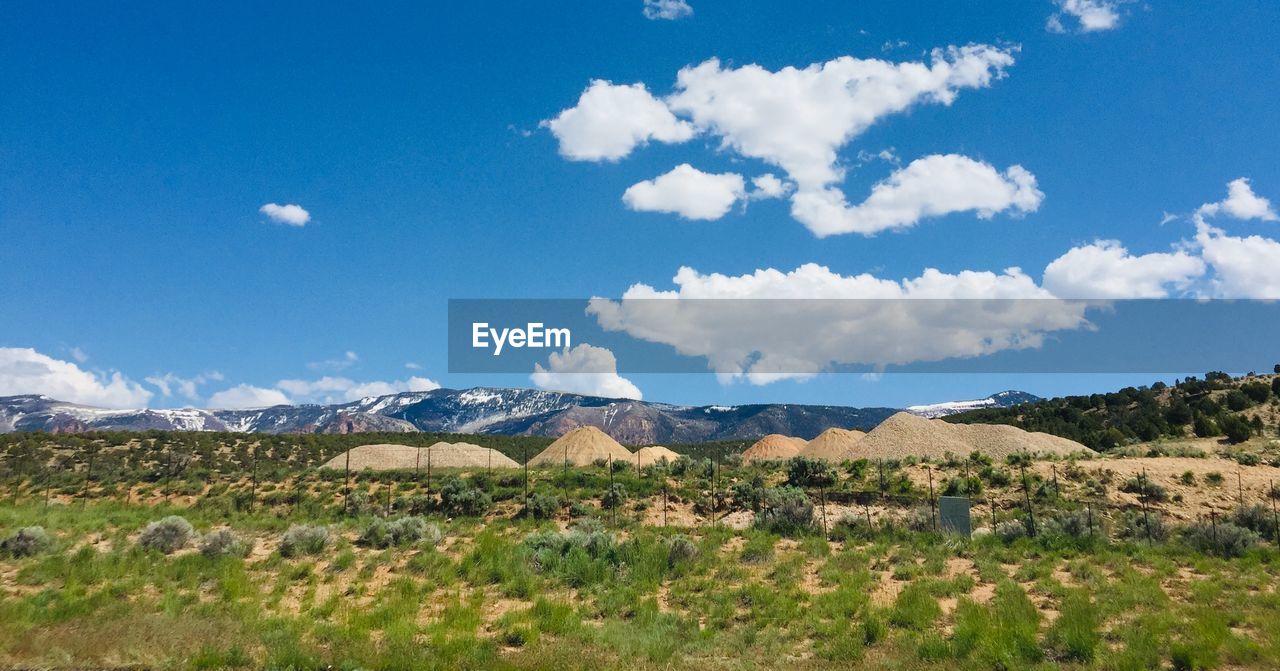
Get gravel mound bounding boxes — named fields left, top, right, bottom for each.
left=635, top=445, right=682, bottom=467
left=798, top=428, right=866, bottom=462
left=854, top=412, right=1093, bottom=461
left=321, top=442, right=518, bottom=471
left=528, top=426, right=633, bottom=467
left=742, top=434, right=806, bottom=464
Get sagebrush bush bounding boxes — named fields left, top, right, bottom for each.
left=1180, top=520, right=1259, bottom=557
left=994, top=520, right=1028, bottom=543
left=0, top=526, right=54, bottom=558
left=601, top=483, right=627, bottom=510
left=665, top=534, right=699, bottom=567
left=279, top=524, right=329, bottom=557
left=359, top=516, right=440, bottom=549
left=755, top=486, right=813, bottom=536
left=1117, top=510, right=1168, bottom=542
left=1042, top=509, right=1103, bottom=540
left=438, top=478, right=491, bottom=516
left=522, top=492, right=561, bottom=520
left=199, top=529, right=252, bottom=559
left=1232, top=504, right=1278, bottom=540
left=138, top=515, right=196, bottom=554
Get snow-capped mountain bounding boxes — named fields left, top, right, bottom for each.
left=0, top=388, right=1036, bottom=443
left=905, top=390, right=1041, bottom=418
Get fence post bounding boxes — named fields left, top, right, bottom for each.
left=1210, top=509, right=1218, bottom=545
left=1140, top=468, right=1152, bottom=543
left=250, top=447, right=259, bottom=511
left=990, top=496, right=997, bottom=529
left=1019, top=458, right=1035, bottom=536
left=343, top=447, right=352, bottom=515
left=864, top=497, right=873, bottom=532
left=608, top=460, right=616, bottom=526
left=926, top=466, right=937, bottom=531
left=80, top=444, right=97, bottom=508
left=1270, top=480, right=1279, bottom=550
left=1237, top=470, right=1244, bottom=508
left=427, top=446, right=433, bottom=497
left=820, top=485, right=828, bottom=538
left=663, top=481, right=669, bottom=528
left=1052, top=464, right=1059, bottom=499
left=523, top=446, right=529, bottom=509
left=384, top=480, right=392, bottom=517
left=1086, top=500, right=1094, bottom=538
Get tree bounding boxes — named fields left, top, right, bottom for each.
left=786, top=457, right=836, bottom=489
left=1220, top=415, right=1253, bottom=444
left=1241, top=381, right=1271, bottom=404
left=1225, top=390, right=1251, bottom=412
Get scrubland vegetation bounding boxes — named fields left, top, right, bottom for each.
left=2, top=440, right=1280, bottom=670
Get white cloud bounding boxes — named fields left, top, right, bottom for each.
left=643, top=0, right=692, bottom=20
left=145, top=371, right=224, bottom=399
left=548, top=45, right=1021, bottom=235
left=259, top=203, right=311, bottom=226
left=306, top=350, right=359, bottom=371
left=542, top=80, right=695, bottom=162
left=531, top=344, right=643, bottom=399
left=275, top=375, right=441, bottom=404
left=0, top=347, right=153, bottom=408
left=750, top=173, right=791, bottom=200
left=1042, top=240, right=1205, bottom=298
left=1194, top=178, right=1278, bottom=225
left=1048, top=0, right=1123, bottom=33
left=588, top=263, right=1085, bottom=384
left=1195, top=226, right=1280, bottom=298
left=405, top=362, right=422, bottom=370
left=790, top=154, right=1043, bottom=237
left=623, top=164, right=746, bottom=220
left=69, top=347, right=88, bottom=363
left=207, top=384, right=291, bottom=409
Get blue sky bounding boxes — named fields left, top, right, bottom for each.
left=2, top=1, right=1279, bottom=410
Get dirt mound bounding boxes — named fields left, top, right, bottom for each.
left=320, top=442, right=518, bottom=471
left=855, top=412, right=1093, bottom=461
left=798, top=428, right=866, bottom=462
left=528, top=426, right=633, bottom=467
left=742, top=434, right=806, bottom=464
left=635, top=445, right=682, bottom=467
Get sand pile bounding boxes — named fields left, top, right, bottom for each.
left=742, top=434, right=806, bottom=464
left=527, top=426, right=633, bottom=467
left=855, top=412, right=1093, bottom=461
left=798, top=428, right=866, bottom=462
left=320, top=442, right=519, bottom=471
left=635, top=445, right=682, bottom=467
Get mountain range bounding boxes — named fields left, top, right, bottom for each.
left=0, top=388, right=1038, bottom=444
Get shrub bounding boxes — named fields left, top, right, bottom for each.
left=1119, top=476, right=1168, bottom=502
left=1242, top=381, right=1272, bottom=404
left=279, top=524, right=329, bottom=557
left=199, top=529, right=252, bottom=559
left=1235, top=451, right=1261, bottom=466
left=1225, top=389, right=1251, bottom=411
left=731, top=477, right=767, bottom=512
left=755, top=486, right=813, bottom=536
left=438, top=478, right=491, bottom=517
left=904, top=506, right=934, bottom=532
left=1043, top=509, right=1101, bottom=540
left=359, top=516, right=440, bottom=549
left=1232, top=504, right=1278, bottom=540
left=786, top=457, right=836, bottom=488
left=523, top=492, right=561, bottom=520
left=1118, top=510, right=1168, bottom=542
left=994, top=520, right=1028, bottom=543
left=1206, top=471, right=1224, bottom=485
left=0, top=526, right=54, bottom=558
left=601, top=483, right=627, bottom=510
left=1179, top=471, right=1196, bottom=485
left=138, top=515, right=196, bottom=554
left=665, top=534, right=699, bottom=567
left=1180, top=520, right=1258, bottom=557
left=1220, top=415, right=1253, bottom=444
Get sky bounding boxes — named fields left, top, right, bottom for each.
left=2, top=1, right=1279, bottom=411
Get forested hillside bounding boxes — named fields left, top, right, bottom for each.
left=947, top=368, right=1280, bottom=451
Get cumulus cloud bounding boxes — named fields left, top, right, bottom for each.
left=623, top=164, right=746, bottom=220
left=69, top=347, right=88, bottom=363
left=791, top=154, right=1043, bottom=237
left=0, top=347, right=153, bottom=408
left=643, top=0, right=692, bottom=20
left=1194, top=178, right=1278, bottom=225
left=259, top=203, right=311, bottom=226
left=1047, top=0, right=1123, bottom=33
left=750, top=174, right=791, bottom=200
left=275, top=375, right=441, bottom=404
left=145, top=371, right=224, bottom=400
left=531, top=344, right=643, bottom=399
left=1043, top=241, right=1205, bottom=298
left=542, top=81, right=695, bottom=161
left=588, top=263, right=1086, bottom=384
left=1195, top=226, right=1280, bottom=298
left=547, top=46, right=1023, bottom=235
left=206, top=384, right=291, bottom=409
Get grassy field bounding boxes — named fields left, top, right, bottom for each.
left=2, top=440, right=1280, bottom=670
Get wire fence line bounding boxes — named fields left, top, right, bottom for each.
left=4, top=444, right=1279, bottom=549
